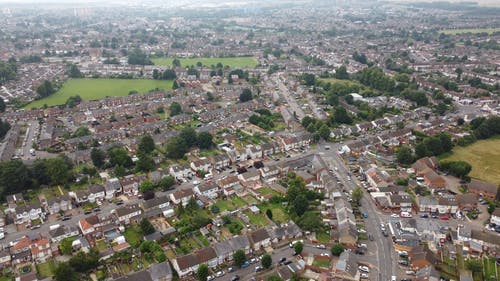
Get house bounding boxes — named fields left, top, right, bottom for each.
left=172, top=254, right=199, bottom=277
left=170, top=188, right=194, bottom=206
left=211, top=154, right=231, bottom=170
left=334, top=251, right=359, bottom=280
left=45, top=195, right=72, bottom=215
left=49, top=225, right=80, bottom=243
left=389, top=194, right=413, bottom=211
left=190, top=157, right=212, bottom=173
left=412, top=157, right=439, bottom=174
left=105, top=178, right=122, bottom=199
left=194, top=183, right=219, bottom=199
left=148, top=261, right=173, bottom=281
left=365, top=167, right=392, bottom=189
left=246, top=145, right=263, bottom=159
left=456, top=193, right=478, bottom=211
left=422, top=170, right=446, bottom=189
left=418, top=196, right=439, bottom=213
left=217, top=176, right=239, bottom=189
left=0, top=249, right=11, bottom=270
left=491, top=208, right=500, bottom=226
left=70, top=190, right=90, bottom=205
left=468, top=179, right=499, bottom=200
left=120, top=175, right=141, bottom=196
left=169, top=164, right=192, bottom=182
left=415, top=266, right=440, bottom=281
left=409, top=246, right=439, bottom=271
left=249, top=228, right=271, bottom=251
left=238, top=170, right=261, bottom=183
left=30, top=236, right=52, bottom=262
left=14, top=203, right=43, bottom=225
left=213, top=240, right=233, bottom=264
left=259, top=166, right=280, bottom=183
left=141, top=196, right=170, bottom=212
left=88, top=184, right=106, bottom=202
left=114, top=204, right=142, bottom=225
left=437, top=195, right=458, bottom=214
left=195, top=247, right=218, bottom=268
left=78, top=215, right=101, bottom=237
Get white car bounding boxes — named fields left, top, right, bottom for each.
left=215, top=271, right=225, bottom=277
left=207, top=276, right=215, bottom=281
left=320, top=253, right=330, bottom=257
left=391, top=214, right=399, bottom=218
left=358, top=266, right=370, bottom=273
left=360, top=273, right=369, bottom=279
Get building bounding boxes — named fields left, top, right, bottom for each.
left=468, top=179, right=498, bottom=200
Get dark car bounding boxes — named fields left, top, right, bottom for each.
left=355, top=249, right=365, bottom=255
left=61, top=216, right=71, bottom=221
left=420, top=214, right=429, bottom=218
left=227, top=267, right=235, bottom=273
left=368, top=234, right=374, bottom=241
left=115, top=200, right=124, bottom=205
left=382, top=231, right=389, bottom=237
left=84, top=210, right=92, bottom=215
left=283, top=260, right=292, bottom=265
left=279, top=257, right=286, bottom=263
left=231, top=275, right=240, bottom=281
left=93, top=208, right=101, bottom=212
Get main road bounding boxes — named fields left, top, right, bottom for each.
left=317, top=142, right=397, bottom=281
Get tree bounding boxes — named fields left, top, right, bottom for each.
left=159, top=176, right=175, bottom=190
left=138, top=135, right=155, bottom=155
left=352, top=187, right=363, bottom=206
left=318, top=124, right=331, bottom=140
left=266, top=209, right=273, bottom=220
left=197, top=132, right=213, bottom=149
left=291, top=194, right=309, bottom=216
left=90, top=148, right=106, bottom=169
left=439, top=160, right=472, bottom=178
left=54, top=262, right=79, bottom=281
left=127, top=48, right=152, bottom=65
left=233, top=249, right=246, bottom=267
left=108, top=147, right=133, bottom=167
left=331, top=243, right=344, bottom=256
left=334, top=65, right=349, bottom=79
left=59, top=237, right=74, bottom=255
left=294, top=241, right=303, bottom=255
left=266, top=276, right=283, bottom=281
left=169, top=102, right=182, bottom=116
left=139, top=180, right=154, bottom=193
left=65, top=95, right=82, bottom=108
left=172, top=58, right=181, bottom=67
left=455, top=67, right=463, bottom=81
left=36, top=80, right=56, bottom=99
left=196, top=264, right=209, bottom=281
left=165, top=137, right=188, bottom=159
left=396, top=146, right=414, bottom=165
left=67, top=64, right=83, bottom=78
left=163, top=69, right=177, bottom=80
left=239, top=88, right=253, bottom=102
left=0, top=160, right=31, bottom=196
left=0, top=119, right=10, bottom=140
left=415, top=142, right=429, bottom=159
left=465, top=259, right=483, bottom=273
left=46, top=156, right=73, bottom=185
left=261, top=254, right=272, bottom=269
left=73, top=126, right=91, bottom=138
left=140, top=218, right=156, bottom=235
left=180, top=127, right=198, bottom=148
left=152, top=69, right=160, bottom=79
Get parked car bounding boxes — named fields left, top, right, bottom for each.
left=255, top=266, right=263, bottom=272
left=440, top=216, right=449, bottom=221
left=283, top=260, right=292, bottom=265
left=215, top=271, right=224, bottom=277
left=227, top=267, right=235, bottom=273
left=420, top=214, right=429, bottom=218
left=358, top=266, right=370, bottom=273
left=231, top=276, right=240, bottom=281
left=399, top=260, right=409, bottom=266
left=241, top=261, right=250, bottom=268
left=316, top=244, right=326, bottom=249
left=360, top=273, right=369, bottom=279
left=207, top=276, right=215, bottom=281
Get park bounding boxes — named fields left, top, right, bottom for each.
left=151, top=56, right=258, bottom=68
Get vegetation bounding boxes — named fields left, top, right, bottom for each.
left=239, top=88, right=253, bottom=102
left=233, top=249, right=246, bottom=267
left=294, top=241, right=303, bottom=255
left=196, top=264, right=209, bottom=281
left=331, top=243, right=345, bottom=256
left=26, top=78, right=172, bottom=108
left=151, top=56, right=258, bottom=68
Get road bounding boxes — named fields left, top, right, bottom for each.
left=317, top=142, right=397, bottom=281
left=21, top=120, right=39, bottom=160
left=276, top=73, right=305, bottom=121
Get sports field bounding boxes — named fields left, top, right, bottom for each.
left=26, top=78, right=173, bottom=108
left=443, top=137, right=500, bottom=185
left=151, top=56, right=258, bottom=68
left=441, top=28, right=500, bottom=35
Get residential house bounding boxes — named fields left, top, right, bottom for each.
left=88, top=184, right=106, bottom=203
left=169, top=164, right=192, bottom=182
left=249, top=228, right=271, bottom=251
left=418, top=196, right=439, bottom=213
left=211, top=154, right=231, bottom=170
left=437, top=196, right=459, bottom=214
left=456, top=193, right=478, bottom=211
left=365, top=167, right=392, bottom=189
left=45, top=195, right=72, bottom=215
left=246, top=145, right=263, bottom=159
left=14, top=203, right=43, bottom=225
left=238, top=170, right=261, bottom=183
left=191, top=158, right=212, bottom=173
left=422, top=170, right=446, bottom=189
left=194, top=183, right=219, bottom=199
left=259, top=166, right=280, bottom=183
left=172, top=254, right=199, bottom=277
left=148, top=261, right=173, bottom=281
left=195, top=247, right=218, bottom=268
left=114, top=204, right=142, bottom=225
left=227, top=235, right=251, bottom=255
left=334, top=251, right=359, bottom=280
left=409, top=246, right=439, bottom=271
left=105, top=178, right=122, bottom=199
left=389, top=194, right=413, bottom=212
left=120, top=175, right=141, bottom=196
left=170, top=188, right=194, bottom=206
left=468, top=179, right=498, bottom=200
left=141, top=196, right=172, bottom=218
left=0, top=249, right=11, bottom=270
left=30, top=236, right=52, bottom=262
left=49, top=225, right=80, bottom=243
left=491, top=208, right=500, bottom=226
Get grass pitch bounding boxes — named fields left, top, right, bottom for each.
left=151, top=56, right=258, bottom=68
left=26, top=78, right=173, bottom=108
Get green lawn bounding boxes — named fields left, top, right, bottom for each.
left=483, top=257, right=499, bottom=281
left=312, top=258, right=331, bottom=268
left=316, top=231, right=331, bottom=243
left=442, top=137, right=500, bottom=185
left=124, top=225, right=144, bottom=248
left=258, top=187, right=279, bottom=197
left=319, top=78, right=364, bottom=87
left=151, top=56, right=258, bottom=68
left=260, top=203, right=290, bottom=223
left=26, top=78, right=173, bottom=108
left=96, top=239, right=108, bottom=252
left=232, top=196, right=247, bottom=208
left=245, top=210, right=269, bottom=227
left=36, top=260, right=57, bottom=277
left=0, top=274, right=13, bottom=281
left=441, top=28, right=500, bottom=35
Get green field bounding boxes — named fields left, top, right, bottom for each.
left=441, top=28, right=500, bottom=35
left=151, top=56, right=258, bottom=68
left=26, top=78, right=173, bottom=108
left=319, top=78, right=364, bottom=87
left=443, top=138, right=500, bottom=185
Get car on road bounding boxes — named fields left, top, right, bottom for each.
left=255, top=266, right=263, bottom=272
left=391, top=276, right=397, bottom=281
left=84, top=210, right=92, bottom=215
left=401, top=279, right=413, bottom=281
left=399, top=260, right=409, bottom=266
left=400, top=212, right=412, bottom=218
left=249, top=258, right=257, bottom=264
left=283, top=260, right=292, bottom=265
left=241, top=261, right=250, bottom=268
left=355, top=249, right=365, bottom=255
left=320, top=253, right=329, bottom=257
left=207, top=276, right=215, bottom=281
left=361, top=213, right=368, bottom=218
left=440, top=215, right=449, bottom=221
left=368, top=234, right=374, bottom=241
left=231, top=276, right=240, bottom=281
left=115, top=200, right=124, bottom=205
left=227, top=267, right=235, bottom=273
left=391, top=213, right=400, bottom=218
left=358, top=229, right=367, bottom=234
left=215, top=271, right=224, bottom=277
left=316, top=244, right=326, bottom=249
left=382, top=230, right=389, bottom=237
left=279, top=257, right=286, bottom=263
left=420, top=214, right=429, bottom=218
left=360, top=273, right=369, bottom=279
left=358, top=266, right=370, bottom=273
